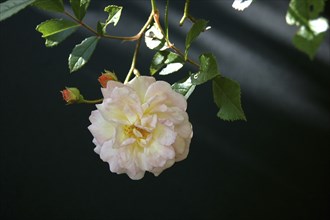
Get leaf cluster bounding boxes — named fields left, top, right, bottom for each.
left=150, top=18, right=246, bottom=121
left=286, top=0, right=329, bottom=59
left=1, top=0, right=266, bottom=121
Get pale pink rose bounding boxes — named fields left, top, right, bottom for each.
left=88, top=76, right=193, bottom=180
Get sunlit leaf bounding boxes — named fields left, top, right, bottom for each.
left=172, top=77, right=196, bottom=99
left=32, top=0, right=64, bottom=12
left=68, top=36, right=100, bottom=73
left=104, top=5, right=122, bottom=27
left=36, top=19, right=79, bottom=47
left=293, top=25, right=326, bottom=59
left=191, top=53, right=220, bottom=85
left=0, top=0, right=35, bottom=21
left=286, top=0, right=324, bottom=24
left=212, top=76, right=246, bottom=121
left=150, top=51, right=184, bottom=75
left=145, top=23, right=168, bottom=51
left=98, top=5, right=123, bottom=35
left=286, top=0, right=328, bottom=59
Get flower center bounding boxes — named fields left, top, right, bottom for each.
left=124, top=125, right=150, bottom=140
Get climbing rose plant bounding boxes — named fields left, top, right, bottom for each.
left=0, top=0, right=328, bottom=179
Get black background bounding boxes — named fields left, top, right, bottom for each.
left=1, top=0, right=329, bottom=219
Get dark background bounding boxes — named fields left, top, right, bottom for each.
left=1, top=0, right=329, bottom=219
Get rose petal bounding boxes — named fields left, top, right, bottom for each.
left=88, top=110, right=115, bottom=145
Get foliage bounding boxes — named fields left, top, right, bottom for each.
left=212, top=76, right=246, bottom=121
left=0, top=0, right=328, bottom=121
left=286, top=0, right=329, bottom=59
left=0, top=0, right=35, bottom=21
left=36, top=19, right=79, bottom=47
left=68, top=36, right=100, bottom=73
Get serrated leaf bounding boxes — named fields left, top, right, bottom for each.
left=150, top=51, right=184, bottom=75
left=69, top=36, right=99, bottom=73
left=191, top=53, right=220, bottom=85
left=32, top=0, right=64, bottom=12
left=172, top=77, right=196, bottom=99
left=70, top=0, right=90, bottom=21
left=212, top=76, right=246, bottom=121
left=0, top=0, right=35, bottom=21
left=185, top=19, right=208, bottom=59
left=36, top=19, right=79, bottom=47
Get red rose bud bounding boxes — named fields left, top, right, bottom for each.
left=61, top=87, right=84, bottom=104
left=98, top=70, right=118, bottom=88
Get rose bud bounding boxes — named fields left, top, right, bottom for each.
left=61, top=87, right=84, bottom=104
left=98, top=70, right=118, bottom=88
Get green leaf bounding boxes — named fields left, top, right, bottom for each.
left=104, top=5, right=123, bottom=27
left=191, top=53, right=220, bottom=85
left=98, top=5, right=123, bottom=35
left=286, top=0, right=324, bottom=25
left=97, top=21, right=105, bottom=36
left=36, top=19, right=79, bottom=47
left=70, top=0, right=90, bottom=21
left=293, top=25, right=326, bottom=59
left=286, top=0, right=328, bottom=59
left=172, top=77, right=196, bottom=99
left=68, top=36, right=100, bottom=73
left=0, top=0, right=35, bottom=21
left=32, top=0, right=64, bottom=12
left=212, top=76, right=246, bottom=121
left=184, top=19, right=208, bottom=59
left=150, top=51, right=184, bottom=75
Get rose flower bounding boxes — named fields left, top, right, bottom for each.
left=88, top=76, right=193, bottom=180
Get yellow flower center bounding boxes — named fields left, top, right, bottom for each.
left=124, top=125, right=150, bottom=140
